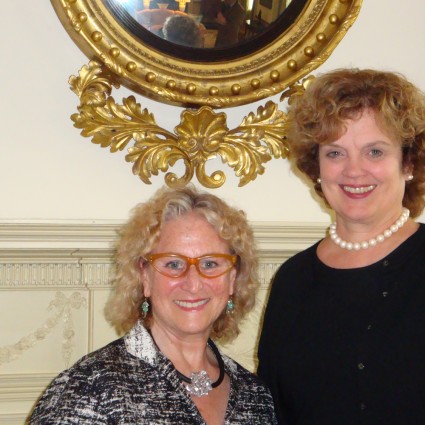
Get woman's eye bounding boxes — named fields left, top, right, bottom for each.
left=165, top=260, right=184, bottom=270
left=326, top=150, right=342, bottom=158
left=201, top=260, right=219, bottom=269
left=369, top=148, right=383, bottom=157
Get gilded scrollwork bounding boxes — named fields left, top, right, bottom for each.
left=51, top=0, right=362, bottom=187
left=279, top=74, right=315, bottom=104
left=70, top=61, right=290, bottom=188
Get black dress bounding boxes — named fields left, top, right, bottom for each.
left=258, top=224, right=425, bottom=425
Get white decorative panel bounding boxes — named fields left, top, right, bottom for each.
left=0, top=221, right=326, bottom=424
left=0, top=291, right=88, bottom=373
left=0, top=263, right=82, bottom=288
left=90, top=289, right=120, bottom=351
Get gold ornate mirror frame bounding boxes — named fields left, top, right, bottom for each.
left=51, top=0, right=362, bottom=187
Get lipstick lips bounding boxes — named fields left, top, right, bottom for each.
left=174, top=299, right=209, bottom=309
left=341, top=184, right=376, bottom=195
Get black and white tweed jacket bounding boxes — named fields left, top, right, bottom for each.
left=29, top=322, right=277, bottom=424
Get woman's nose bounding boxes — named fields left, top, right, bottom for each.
left=343, top=155, right=365, bottom=177
left=182, top=264, right=202, bottom=292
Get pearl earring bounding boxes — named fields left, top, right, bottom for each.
left=316, top=177, right=322, bottom=184
left=407, top=175, right=414, bottom=181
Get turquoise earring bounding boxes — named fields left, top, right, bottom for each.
left=226, top=296, right=234, bottom=313
left=141, top=299, right=150, bottom=318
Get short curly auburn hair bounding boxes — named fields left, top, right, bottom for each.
left=105, top=185, right=258, bottom=343
left=286, top=68, right=425, bottom=218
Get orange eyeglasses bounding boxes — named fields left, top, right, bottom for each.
left=144, top=253, right=238, bottom=278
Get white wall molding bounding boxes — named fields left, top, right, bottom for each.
left=0, top=220, right=326, bottom=252
left=0, top=221, right=121, bottom=249
left=0, top=221, right=327, bottom=288
left=0, top=373, right=55, bottom=401
left=0, top=373, right=56, bottom=425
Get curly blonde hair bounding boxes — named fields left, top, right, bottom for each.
left=286, top=68, right=425, bottom=217
left=105, top=185, right=258, bottom=343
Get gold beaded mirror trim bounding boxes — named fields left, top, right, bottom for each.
left=70, top=61, right=314, bottom=188
left=52, top=0, right=362, bottom=108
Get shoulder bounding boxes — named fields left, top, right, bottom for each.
left=390, top=222, right=425, bottom=266
left=223, top=354, right=271, bottom=394
left=68, top=338, right=130, bottom=376
left=278, top=242, right=319, bottom=272
left=222, top=355, right=277, bottom=422
left=53, top=335, right=153, bottom=391
left=415, top=222, right=425, bottom=238
left=259, top=242, right=320, bottom=330
left=49, top=337, right=130, bottom=386
left=409, top=223, right=425, bottom=255
left=397, top=222, right=425, bottom=271
left=29, top=338, right=133, bottom=423
left=403, top=222, right=425, bottom=247
left=271, top=242, right=319, bottom=292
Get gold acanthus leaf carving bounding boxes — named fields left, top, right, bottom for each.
left=69, top=60, right=116, bottom=106
left=69, top=60, right=294, bottom=188
left=279, top=75, right=315, bottom=104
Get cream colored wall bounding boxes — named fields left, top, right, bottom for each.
left=2, top=1, right=424, bottom=224
left=1, top=1, right=425, bottom=424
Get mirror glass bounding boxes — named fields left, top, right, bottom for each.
left=103, top=0, right=307, bottom=58
left=52, top=0, right=362, bottom=107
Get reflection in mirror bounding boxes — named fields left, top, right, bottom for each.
left=111, top=0, right=294, bottom=49
left=163, top=14, right=203, bottom=47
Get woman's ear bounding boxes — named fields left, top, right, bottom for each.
left=228, top=267, right=236, bottom=296
left=139, top=258, right=151, bottom=298
left=403, top=163, right=414, bottom=181
left=402, top=148, right=413, bottom=176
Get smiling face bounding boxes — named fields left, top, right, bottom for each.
left=318, top=108, right=412, bottom=228
left=141, top=212, right=236, bottom=341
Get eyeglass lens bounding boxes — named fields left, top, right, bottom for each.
left=150, top=254, right=235, bottom=278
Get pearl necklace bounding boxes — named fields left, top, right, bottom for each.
left=329, top=208, right=410, bottom=250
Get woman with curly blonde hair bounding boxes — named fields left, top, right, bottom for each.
left=30, top=185, right=276, bottom=424
left=106, top=184, right=259, bottom=343
left=258, top=68, right=425, bottom=425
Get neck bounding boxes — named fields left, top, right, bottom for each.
left=150, top=325, right=212, bottom=373
left=149, top=326, right=223, bottom=397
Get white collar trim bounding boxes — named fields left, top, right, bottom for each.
left=124, top=321, right=157, bottom=365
